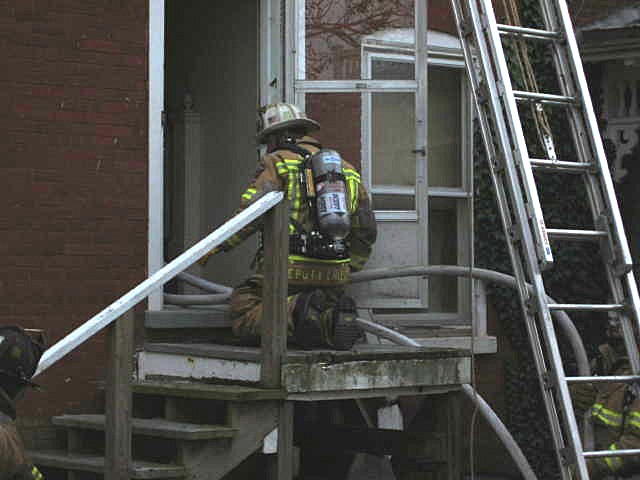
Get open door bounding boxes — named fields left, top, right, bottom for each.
left=164, top=0, right=265, bottom=290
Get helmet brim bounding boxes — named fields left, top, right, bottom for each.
left=257, top=118, right=320, bottom=144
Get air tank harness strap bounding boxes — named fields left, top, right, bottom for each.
left=275, top=142, right=317, bottom=215
left=314, top=170, right=347, bottom=184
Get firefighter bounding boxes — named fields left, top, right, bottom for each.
left=0, top=326, right=45, bottom=480
left=200, top=102, right=377, bottom=349
left=571, top=334, right=640, bottom=478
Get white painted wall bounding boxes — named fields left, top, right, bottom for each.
left=165, top=0, right=260, bottom=288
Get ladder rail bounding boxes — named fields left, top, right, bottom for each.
left=452, top=1, right=577, bottom=477
left=535, top=0, right=640, bottom=376
left=539, top=0, right=633, bottom=274
left=453, top=0, right=640, bottom=477
left=554, top=0, right=640, bottom=376
left=479, top=0, right=554, bottom=269
left=479, top=2, right=590, bottom=476
left=533, top=0, right=640, bottom=379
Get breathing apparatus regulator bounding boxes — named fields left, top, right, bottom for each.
left=291, top=149, right=352, bottom=260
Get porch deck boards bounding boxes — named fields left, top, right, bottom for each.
left=143, top=341, right=470, bottom=363
left=138, top=342, right=472, bottom=398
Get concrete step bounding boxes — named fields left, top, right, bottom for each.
left=28, top=450, right=187, bottom=479
left=53, top=414, right=237, bottom=441
left=132, top=379, right=286, bottom=402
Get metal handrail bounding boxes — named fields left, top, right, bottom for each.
left=34, top=191, right=285, bottom=377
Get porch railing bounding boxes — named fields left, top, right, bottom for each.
left=33, top=191, right=288, bottom=478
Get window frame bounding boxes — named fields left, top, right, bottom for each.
left=360, top=42, right=474, bottom=323
left=285, top=0, right=476, bottom=324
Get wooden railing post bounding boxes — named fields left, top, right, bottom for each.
left=105, top=309, right=134, bottom=479
left=261, top=198, right=289, bottom=387
left=261, top=198, right=293, bottom=480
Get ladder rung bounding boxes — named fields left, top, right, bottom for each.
left=548, top=303, right=625, bottom=312
left=584, top=449, right=640, bottom=459
left=497, top=24, right=562, bottom=41
left=529, top=159, right=593, bottom=174
left=567, top=375, right=640, bottom=383
left=513, top=90, right=577, bottom=106
left=547, top=228, right=607, bottom=241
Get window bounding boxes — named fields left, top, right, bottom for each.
left=288, top=0, right=474, bottom=323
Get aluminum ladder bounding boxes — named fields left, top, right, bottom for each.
left=448, top=0, right=640, bottom=478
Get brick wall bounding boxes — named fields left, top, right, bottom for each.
left=1, top=1, right=148, bottom=422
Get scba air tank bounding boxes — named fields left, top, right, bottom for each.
left=311, top=149, right=351, bottom=240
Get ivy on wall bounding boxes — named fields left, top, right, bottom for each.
left=473, top=1, right=608, bottom=477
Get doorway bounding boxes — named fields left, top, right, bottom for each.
left=164, top=0, right=261, bottom=289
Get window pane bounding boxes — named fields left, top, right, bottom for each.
left=372, top=59, right=415, bottom=80
left=305, top=93, right=363, bottom=169
left=429, top=197, right=458, bottom=312
left=305, top=0, right=415, bottom=80
left=372, top=194, right=415, bottom=210
left=428, top=67, right=462, bottom=187
left=372, top=92, right=416, bottom=186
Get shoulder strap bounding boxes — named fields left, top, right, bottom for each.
left=275, top=143, right=313, bottom=160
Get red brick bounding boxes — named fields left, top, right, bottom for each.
left=77, top=38, right=122, bottom=54
left=30, top=86, right=66, bottom=98
left=14, top=104, right=32, bottom=114
left=49, top=110, right=87, bottom=122
left=1, top=0, right=149, bottom=421
left=101, top=102, right=130, bottom=113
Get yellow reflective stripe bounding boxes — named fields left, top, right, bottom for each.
left=592, top=403, right=623, bottom=427
left=276, top=162, right=288, bottom=175
left=289, top=255, right=351, bottom=264
left=347, top=179, right=358, bottom=213
left=242, top=187, right=258, bottom=201
left=627, top=411, right=640, bottom=430
left=32, top=466, right=44, bottom=480
left=343, top=167, right=361, bottom=213
left=282, top=159, right=304, bottom=225
left=604, top=443, right=624, bottom=472
left=343, top=168, right=361, bottom=180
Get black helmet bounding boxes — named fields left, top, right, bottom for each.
left=0, top=326, right=45, bottom=397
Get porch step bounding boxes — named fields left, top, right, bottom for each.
left=53, top=414, right=237, bottom=440
left=132, top=379, right=286, bottom=401
left=28, top=450, right=187, bottom=479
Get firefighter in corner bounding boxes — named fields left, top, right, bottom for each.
left=200, top=103, right=377, bottom=350
left=0, top=326, right=45, bottom=479
left=571, top=328, right=640, bottom=478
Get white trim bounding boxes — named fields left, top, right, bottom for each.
left=148, top=0, right=166, bottom=311
left=295, top=80, right=418, bottom=92
left=295, top=0, right=306, bottom=82
left=428, top=187, right=471, bottom=198
left=138, top=351, right=261, bottom=382
left=374, top=211, right=419, bottom=222
left=372, top=185, right=416, bottom=195
left=285, top=0, right=296, bottom=102
left=260, top=0, right=281, bottom=104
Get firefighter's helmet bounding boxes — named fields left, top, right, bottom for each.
left=257, top=103, right=320, bottom=143
left=0, top=326, right=45, bottom=396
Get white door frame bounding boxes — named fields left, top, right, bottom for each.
left=148, top=0, right=165, bottom=310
